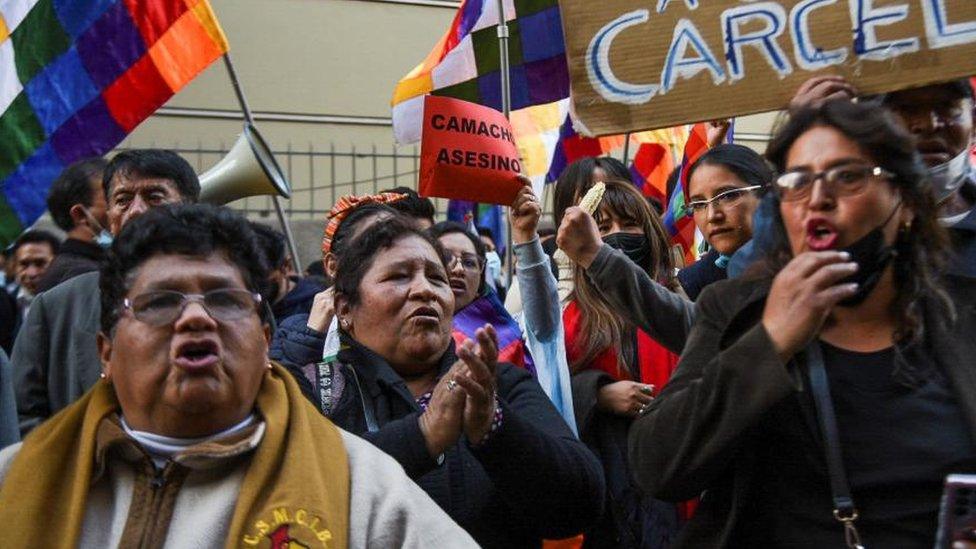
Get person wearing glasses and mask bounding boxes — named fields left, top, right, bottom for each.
left=629, top=100, right=976, bottom=548
left=0, top=204, right=474, bottom=547
left=679, top=145, right=772, bottom=300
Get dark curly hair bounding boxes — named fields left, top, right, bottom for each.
left=334, top=216, right=449, bottom=308
left=763, top=100, right=953, bottom=343
left=329, top=203, right=398, bottom=260
left=100, top=204, right=270, bottom=334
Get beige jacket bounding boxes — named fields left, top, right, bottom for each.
left=0, top=419, right=477, bottom=548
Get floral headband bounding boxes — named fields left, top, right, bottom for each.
left=321, top=192, right=406, bottom=255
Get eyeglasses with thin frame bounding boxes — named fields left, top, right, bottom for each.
left=123, top=289, right=263, bottom=327
left=775, top=164, right=894, bottom=202
left=686, top=185, right=763, bottom=214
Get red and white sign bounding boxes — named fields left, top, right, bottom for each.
left=419, top=95, right=523, bottom=205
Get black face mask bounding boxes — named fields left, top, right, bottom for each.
left=603, top=232, right=651, bottom=268
left=836, top=204, right=900, bottom=307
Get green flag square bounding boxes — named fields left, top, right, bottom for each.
left=471, top=20, right=523, bottom=76
left=10, top=0, right=72, bottom=85
left=0, top=93, right=46, bottom=182
left=0, top=198, right=24, bottom=248
left=433, top=78, right=481, bottom=104
left=514, top=0, right=557, bottom=18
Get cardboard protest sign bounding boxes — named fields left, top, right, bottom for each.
left=559, top=0, right=976, bottom=135
left=419, top=96, right=523, bottom=206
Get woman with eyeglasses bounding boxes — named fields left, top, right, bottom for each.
left=679, top=144, right=772, bottom=300
left=0, top=205, right=474, bottom=547
left=629, top=100, right=976, bottom=548
left=429, top=221, right=534, bottom=372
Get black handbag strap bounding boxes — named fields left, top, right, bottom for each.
left=806, top=342, right=865, bottom=549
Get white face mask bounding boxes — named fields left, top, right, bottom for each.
left=485, top=251, right=502, bottom=281
left=928, top=148, right=973, bottom=203
left=82, top=209, right=113, bottom=249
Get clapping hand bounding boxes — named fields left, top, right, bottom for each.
left=418, top=361, right=468, bottom=458
left=453, top=324, right=500, bottom=444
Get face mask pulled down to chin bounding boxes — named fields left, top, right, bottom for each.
left=834, top=203, right=902, bottom=307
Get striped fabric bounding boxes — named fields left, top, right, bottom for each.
left=321, top=192, right=406, bottom=255
left=663, top=123, right=710, bottom=263
left=0, top=0, right=228, bottom=245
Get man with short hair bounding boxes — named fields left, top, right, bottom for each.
left=36, top=158, right=109, bottom=292
left=12, top=149, right=200, bottom=434
left=11, top=230, right=60, bottom=315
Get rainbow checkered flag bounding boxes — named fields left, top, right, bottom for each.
left=0, top=0, right=229, bottom=245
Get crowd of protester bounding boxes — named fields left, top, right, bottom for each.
left=0, top=76, right=974, bottom=548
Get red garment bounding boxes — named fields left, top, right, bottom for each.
left=563, top=300, right=697, bottom=521
left=563, top=301, right=678, bottom=389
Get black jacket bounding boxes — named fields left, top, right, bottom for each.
left=629, top=274, right=976, bottom=548
left=676, top=250, right=727, bottom=301
left=271, top=277, right=324, bottom=326
left=35, top=238, right=104, bottom=293
left=270, top=314, right=606, bottom=548
left=948, top=204, right=976, bottom=277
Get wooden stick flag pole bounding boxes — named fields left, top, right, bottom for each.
left=622, top=132, right=632, bottom=165
left=222, top=53, right=303, bottom=273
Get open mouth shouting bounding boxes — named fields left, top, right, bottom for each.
left=805, top=218, right=839, bottom=251
left=408, top=305, right=441, bottom=326
left=173, top=338, right=221, bottom=372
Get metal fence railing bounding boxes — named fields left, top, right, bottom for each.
left=114, top=142, right=562, bottom=227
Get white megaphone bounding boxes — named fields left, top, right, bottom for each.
left=199, top=122, right=291, bottom=204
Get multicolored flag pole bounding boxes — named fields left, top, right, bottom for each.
left=219, top=52, right=302, bottom=273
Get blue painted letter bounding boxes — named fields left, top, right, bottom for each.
left=722, top=3, right=793, bottom=81
left=850, top=0, right=920, bottom=59
left=921, top=0, right=976, bottom=49
left=660, top=18, right=726, bottom=92
left=791, top=0, right=848, bottom=70
left=585, top=10, right=658, bottom=105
